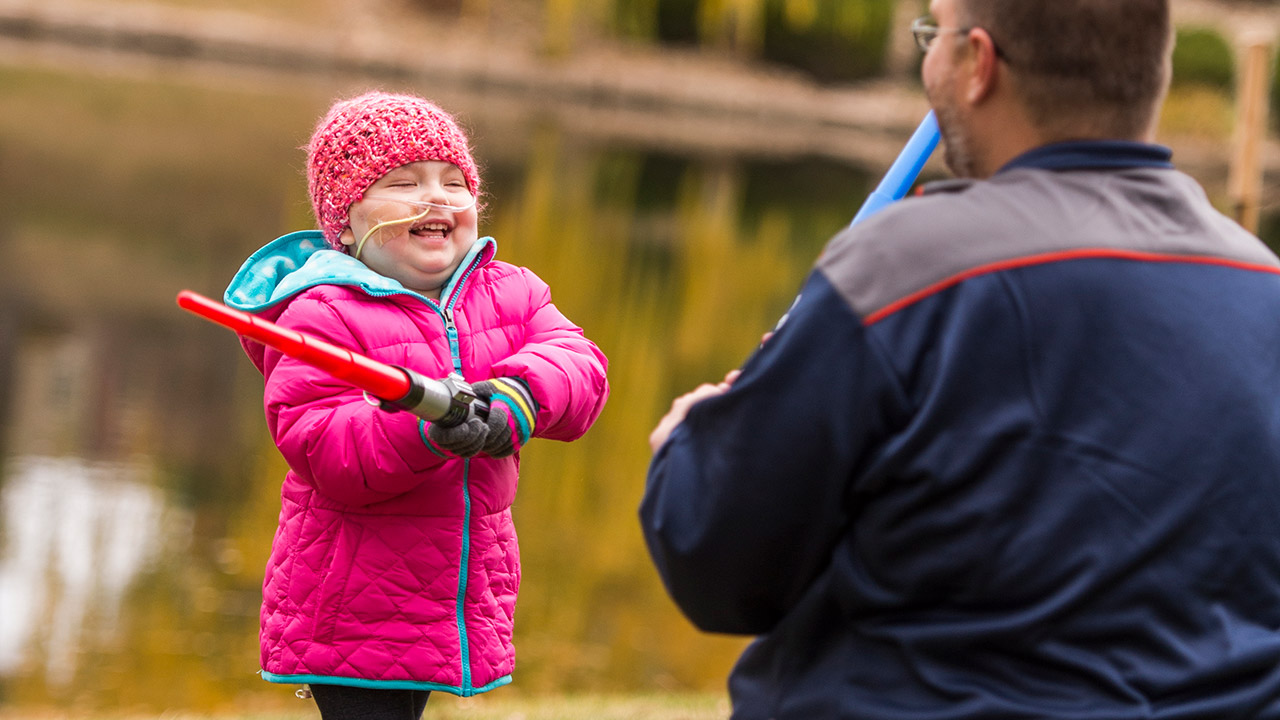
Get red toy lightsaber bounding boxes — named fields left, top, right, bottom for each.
left=176, top=290, right=486, bottom=426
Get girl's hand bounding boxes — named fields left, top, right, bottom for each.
left=474, top=377, right=538, bottom=458
left=649, top=369, right=740, bottom=452
left=427, top=416, right=490, bottom=457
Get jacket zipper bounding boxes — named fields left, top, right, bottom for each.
left=436, top=245, right=485, bottom=375
left=438, top=250, right=486, bottom=694
left=441, top=306, right=462, bottom=375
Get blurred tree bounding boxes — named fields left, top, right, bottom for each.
left=1172, top=27, right=1236, bottom=90
left=656, top=0, right=701, bottom=44
left=609, top=0, right=895, bottom=83
left=1271, top=39, right=1279, bottom=133
left=759, top=0, right=895, bottom=83
left=1261, top=210, right=1279, bottom=255
left=700, top=0, right=765, bottom=54
left=612, top=0, right=661, bottom=40
left=543, top=0, right=579, bottom=55
left=410, top=0, right=465, bottom=11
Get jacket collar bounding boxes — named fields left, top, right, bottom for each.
left=999, top=141, right=1174, bottom=174
left=224, top=230, right=496, bottom=313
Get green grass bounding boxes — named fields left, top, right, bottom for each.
left=0, top=693, right=730, bottom=720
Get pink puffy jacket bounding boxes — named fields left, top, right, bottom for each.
left=224, top=231, right=609, bottom=695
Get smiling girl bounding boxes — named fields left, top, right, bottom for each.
left=222, top=91, right=609, bottom=719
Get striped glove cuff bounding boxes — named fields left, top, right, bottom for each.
left=474, top=377, right=539, bottom=457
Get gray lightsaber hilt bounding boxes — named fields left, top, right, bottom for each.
left=388, top=370, right=490, bottom=427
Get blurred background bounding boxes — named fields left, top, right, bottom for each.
left=0, top=0, right=1277, bottom=715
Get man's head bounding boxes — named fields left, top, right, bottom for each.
left=922, top=0, right=1172, bottom=177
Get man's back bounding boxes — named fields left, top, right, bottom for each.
left=644, top=148, right=1280, bottom=718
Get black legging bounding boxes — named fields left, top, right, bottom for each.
left=309, top=683, right=430, bottom=720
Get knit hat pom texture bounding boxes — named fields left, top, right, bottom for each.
left=306, top=91, right=480, bottom=249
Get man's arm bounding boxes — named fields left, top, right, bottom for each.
left=648, top=370, right=740, bottom=452
left=640, top=270, right=908, bottom=635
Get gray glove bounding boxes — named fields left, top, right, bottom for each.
left=426, top=415, right=489, bottom=458
left=426, top=377, right=537, bottom=458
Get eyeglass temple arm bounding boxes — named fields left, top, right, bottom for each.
left=849, top=111, right=941, bottom=227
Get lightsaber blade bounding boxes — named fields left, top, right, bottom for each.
left=849, top=111, right=941, bottom=226
left=176, top=290, right=486, bottom=425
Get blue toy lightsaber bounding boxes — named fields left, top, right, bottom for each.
left=849, top=111, right=941, bottom=226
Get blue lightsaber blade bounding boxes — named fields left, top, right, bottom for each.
left=849, top=111, right=941, bottom=227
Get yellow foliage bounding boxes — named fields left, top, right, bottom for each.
left=1159, top=85, right=1235, bottom=139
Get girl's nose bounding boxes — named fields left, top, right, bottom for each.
left=421, top=182, right=451, bottom=204
left=420, top=182, right=475, bottom=212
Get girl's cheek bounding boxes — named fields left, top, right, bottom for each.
left=365, top=202, right=409, bottom=225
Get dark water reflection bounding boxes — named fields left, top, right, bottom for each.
left=0, top=63, right=874, bottom=711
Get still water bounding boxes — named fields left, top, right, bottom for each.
left=0, top=60, right=875, bottom=712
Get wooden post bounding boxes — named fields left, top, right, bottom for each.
left=1228, top=38, right=1274, bottom=234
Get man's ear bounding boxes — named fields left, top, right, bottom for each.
left=965, top=28, right=1001, bottom=104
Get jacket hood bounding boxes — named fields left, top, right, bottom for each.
left=224, top=230, right=496, bottom=314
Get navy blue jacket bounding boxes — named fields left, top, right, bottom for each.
left=641, top=143, right=1280, bottom=719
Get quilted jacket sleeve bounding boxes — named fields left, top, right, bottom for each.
left=261, top=293, right=450, bottom=507
left=488, top=268, right=609, bottom=442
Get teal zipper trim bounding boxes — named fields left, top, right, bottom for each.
left=260, top=670, right=512, bottom=696
left=456, top=460, right=474, bottom=692
left=438, top=246, right=489, bottom=693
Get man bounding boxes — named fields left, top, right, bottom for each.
left=640, top=0, right=1280, bottom=717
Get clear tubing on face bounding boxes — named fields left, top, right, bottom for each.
left=362, top=195, right=477, bottom=214
left=353, top=195, right=477, bottom=259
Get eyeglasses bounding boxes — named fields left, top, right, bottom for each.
left=910, top=16, right=1007, bottom=60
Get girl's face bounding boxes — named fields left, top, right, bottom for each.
left=340, top=160, right=479, bottom=299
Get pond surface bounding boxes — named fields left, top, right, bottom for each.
left=0, top=60, right=875, bottom=712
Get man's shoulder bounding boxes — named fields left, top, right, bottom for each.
left=817, top=176, right=1018, bottom=318
left=815, top=167, right=1264, bottom=321
left=824, top=174, right=1010, bottom=261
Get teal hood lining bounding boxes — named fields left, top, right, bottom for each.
left=224, top=230, right=496, bottom=312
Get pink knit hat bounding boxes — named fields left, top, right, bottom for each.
left=306, top=91, right=481, bottom=248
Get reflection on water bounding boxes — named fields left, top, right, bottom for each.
left=0, top=456, right=167, bottom=684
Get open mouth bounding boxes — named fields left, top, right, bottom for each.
left=410, top=220, right=451, bottom=239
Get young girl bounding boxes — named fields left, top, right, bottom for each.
left=223, top=91, right=609, bottom=719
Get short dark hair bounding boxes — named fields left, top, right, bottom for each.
left=960, top=0, right=1172, bottom=139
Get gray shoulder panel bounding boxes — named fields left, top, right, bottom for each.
left=818, top=168, right=1279, bottom=322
